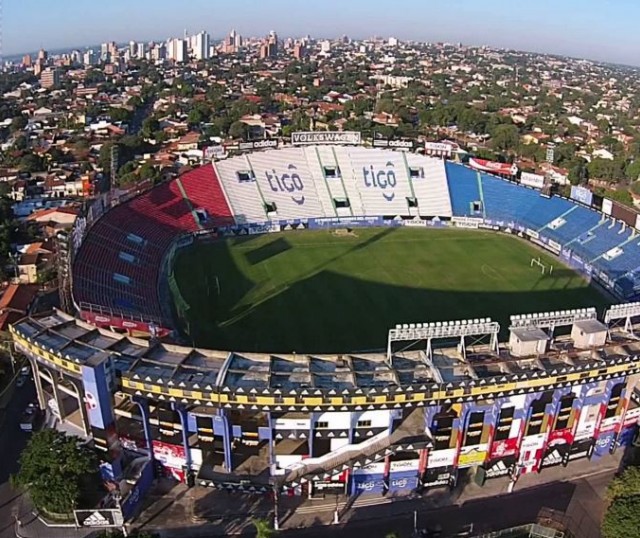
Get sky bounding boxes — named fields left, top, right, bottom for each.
left=5, top=0, right=640, bottom=65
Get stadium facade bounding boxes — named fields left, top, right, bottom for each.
left=11, top=142, right=640, bottom=497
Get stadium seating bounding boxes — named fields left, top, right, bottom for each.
left=304, top=146, right=343, bottom=217
left=539, top=205, right=602, bottom=246
left=72, top=148, right=640, bottom=331
left=445, top=163, right=483, bottom=217
left=178, top=165, right=234, bottom=227
left=337, top=147, right=413, bottom=216
left=246, top=148, right=326, bottom=219
left=214, top=157, right=268, bottom=224
left=404, top=154, right=453, bottom=217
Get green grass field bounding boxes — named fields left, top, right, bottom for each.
left=170, top=227, right=611, bottom=354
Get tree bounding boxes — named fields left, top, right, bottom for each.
left=626, top=160, right=640, bottom=182
left=19, top=153, right=45, bottom=173
left=490, top=124, right=519, bottom=152
left=602, top=495, right=640, bottom=538
left=142, top=117, right=160, bottom=139
left=10, top=115, right=27, bottom=132
left=12, top=430, right=98, bottom=514
left=229, top=121, right=248, bottom=140
left=252, top=518, right=277, bottom=538
left=108, top=107, right=132, bottom=123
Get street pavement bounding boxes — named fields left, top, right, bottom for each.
left=0, top=376, right=36, bottom=538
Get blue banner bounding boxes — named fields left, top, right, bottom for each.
left=388, top=471, right=418, bottom=492
left=121, top=460, right=154, bottom=521
left=309, top=216, right=384, bottom=229
left=81, top=363, right=114, bottom=430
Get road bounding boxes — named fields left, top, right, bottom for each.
left=0, top=379, right=36, bottom=538
left=277, top=472, right=613, bottom=538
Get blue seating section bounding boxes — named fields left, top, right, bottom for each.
left=539, top=206, right=601, bottom=245
left=445, top=162, right=482, bottom=217
left=445, top=164, right=640, bottom=299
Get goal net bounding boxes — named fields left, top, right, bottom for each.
left=530, top=257, right=554, bottom=275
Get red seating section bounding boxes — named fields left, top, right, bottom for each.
left=72, top=166, right=233, bottom=327
left=179, top=166, right=235, bottom=226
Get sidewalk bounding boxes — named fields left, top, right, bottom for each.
left=130, top=451, right=622, bottom=537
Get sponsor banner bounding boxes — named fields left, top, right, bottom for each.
left=204, top=145, right=225, bottom=160
left=121, top=460, right=154, bottom=521
left=548, top=239, right=562, bottom=254
left=152, top=440, right=187, bottom=482
left=489, top=437, right=519, bottom=460
left=388, top=471, right=418, bottom=492
left=353, top=462, right=386, bottom=476
left=292, top=131, right=361, bottom=146
left=570, top=185, right=594, bottom=206
left=547, top=428, right=574, bottom=447
left=451, top=216, right=483, bottom=229
left=352, top=474, right=386, bottom=494
left=624, top=406, right=640, bottom=425
left=617, top=424, right=638, bottom=448
left=427, top=448, right=457, bottom=469
left=422, top=466, right=457, bottom=488
left=602, top=198, right=613, bottom=216
left=469, top=158, right=518, bottom=176
left=309, top=216, right=384, bottom=229
left=372, top=138, right=414, bottom=150
left=483, top=456, right=517, bottom=479
left=563, top=439, right=595, bottom=464
left=81, top=363, right=114, bottom=431
left=80, top=310, right=170, bottom=338
left=424, top=142, right=453, bottom=157
left=313, top=480, right=346, bottom=492
left=636, top=214, right=640, bottom=232
left=74, top=509, right=123, bottom=528
left=593, top=430, right=617, bottom=458
left=541, top=445, right=569, bottom=469
left=520, top=172, right=545, bottom=189
left=238, top=139, right=279, bottom=151
left=526, top=228, right=539, bottom=240
left=403, top=219, right=427, bottom=227
left=389, top=459, right=420, bottom=472
left=458, top=446, right=488, bottom=468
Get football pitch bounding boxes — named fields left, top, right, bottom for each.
left=170, top=227, right=611, bottom=354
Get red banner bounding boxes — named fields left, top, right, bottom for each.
left=469, top=158, right=518, bottom=176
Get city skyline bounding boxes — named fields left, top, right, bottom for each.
left=6, top=0, right=640, bottom=66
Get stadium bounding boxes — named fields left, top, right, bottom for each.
left=10, top=137, right=640, bottom=501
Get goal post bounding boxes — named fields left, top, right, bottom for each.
left=530, top=257, right=553, bottom=275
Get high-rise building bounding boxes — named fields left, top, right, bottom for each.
left=192, top=31, right=210, bottom=60
left=152, top=43, right=167, bottom=62
left=37, top=48, right=48, bottom=62
left=129, top=41, right=137, bottom=58
left=293, top=42, right=306, bottom=60
left=83, top=50, right=96, bottom=66
left=320, top=40, right=331, bottom=53
left=100, top=43, right=110, bottom=62
left=22, top=54, right=33, bottom=67
left=40, top=68, right=60, bottom=89
left=388, top=37, right=399, bottom=47
left=136, top=42, right=147, bottom=60
left=169, top=38, right=188, bottom=63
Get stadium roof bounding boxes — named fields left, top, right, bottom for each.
left=10, top=309, right=640, bottom=410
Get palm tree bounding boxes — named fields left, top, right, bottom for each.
left=252, top=517, right=277, bottom=538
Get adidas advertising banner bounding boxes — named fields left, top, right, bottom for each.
left=292, top=131, right=362, bottom=146
left=74, top=509, right=123, bottom=528
left=372, top=138, right=414, bottom=150
left=238, top=139, right=279, bottom=151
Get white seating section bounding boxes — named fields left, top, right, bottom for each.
left=404, top=154, right=453, bottom=217
left=214, top=157, right=267, bottom=224
left=246, top=148, right=325, bottom=220
left=214, top=147, right=477, bottom=223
